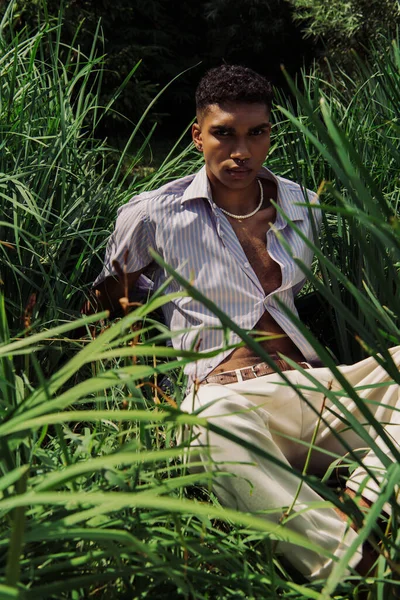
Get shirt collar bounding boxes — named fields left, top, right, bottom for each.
left=181, top=165, right=212, bottom=204
left=181, top=165, right=307, bottom=222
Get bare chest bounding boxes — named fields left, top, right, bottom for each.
left=228, top=205, right=282, bottom=295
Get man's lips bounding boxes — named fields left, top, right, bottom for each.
left=226, top=167, right=252, bottom=178
left=227, top=167, right=251, bottom=172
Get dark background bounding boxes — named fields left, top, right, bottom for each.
left=3, top=0, right=319, bottom=142
left=3, top=0, right=398, bottom=154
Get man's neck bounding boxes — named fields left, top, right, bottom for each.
left=209, top=178, right=261, bottom=214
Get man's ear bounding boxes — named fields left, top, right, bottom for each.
left=192, top=122, right=203, bottom=152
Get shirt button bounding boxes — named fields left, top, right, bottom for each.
left=244, top=262, right=250, bottom=268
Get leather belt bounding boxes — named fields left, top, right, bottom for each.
left=201, top=359, right=311, bottom=386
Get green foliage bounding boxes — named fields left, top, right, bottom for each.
left=0, top=0, right=315, bottom=134
left=0, top=2, right=399, bottom=598
left=0, top=6, right=192, bottom=332
left=0, top=297, right=354, bottom=599
left=287, top=0, right=400, bottom=63
left=269, top=37, right=400, bottom=362
left=0, top=294, right=399, bottom=597
left=0, top=0, right=175, bottom=128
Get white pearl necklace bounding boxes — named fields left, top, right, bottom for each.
left=219, top=179, right=263, bottom=220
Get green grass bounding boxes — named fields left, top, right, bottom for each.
left=270, top=44, right=400, bottom=364
left=0, top=3, right=399, bottom=599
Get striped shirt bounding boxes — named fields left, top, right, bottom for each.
left=94, top=165, right=322, bottom=382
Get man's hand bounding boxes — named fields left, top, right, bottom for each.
left=80, top=290, right=102, bottom=318
left=80, top=269, right=146, bottom=319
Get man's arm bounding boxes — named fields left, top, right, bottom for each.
left=81, top=269, right=146, bottom=318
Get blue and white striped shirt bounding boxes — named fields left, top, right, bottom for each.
left=94, top=165, right=322, bottom=382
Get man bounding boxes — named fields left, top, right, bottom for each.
left=90, top=65, right=400, bottom=580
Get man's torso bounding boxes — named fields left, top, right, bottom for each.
left=208, top=177, right=306, bottom=375
left=94, top=166, right=321, bottom=382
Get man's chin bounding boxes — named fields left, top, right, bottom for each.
left=221, top=171, right=256, bottom=187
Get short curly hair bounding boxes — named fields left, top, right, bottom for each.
left=195, top=65, right=273, bottom=119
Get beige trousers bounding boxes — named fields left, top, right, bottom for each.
left=180, top=346, right=400, bottom=580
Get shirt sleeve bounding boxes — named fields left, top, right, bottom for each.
left=93, top=195, right=154, bottom=286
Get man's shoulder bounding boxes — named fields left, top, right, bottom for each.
left=146, top=173, right=198, bottom=200
left=276, top=174, right=316, bottom=197
left=275, top=173, right=319, bottom=210
left=118, top=173, right=198, bottom=218
left=260, top=167, right=316, bottom=200
left=270, top=171, right=321, bottom=227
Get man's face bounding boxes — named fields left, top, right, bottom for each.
left=192, top=102, right=271, bottom=192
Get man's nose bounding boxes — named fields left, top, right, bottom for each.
left=230, top=139, right=251, bottom=160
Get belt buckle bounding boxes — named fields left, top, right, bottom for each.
left=250, top=364, right=260, bottom=378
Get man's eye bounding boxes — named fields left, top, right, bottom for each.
left=249, top=129, right=265, bottom=136
left=214, top=130, right=230, bottom=137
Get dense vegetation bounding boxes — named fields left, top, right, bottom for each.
left=0, top=2, right=399, bottom=599
left=2, top=0, right=398, bottom=137
left=0, top=0, right=318, bottom=135
left=287, top=0, right=400, bottom=63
